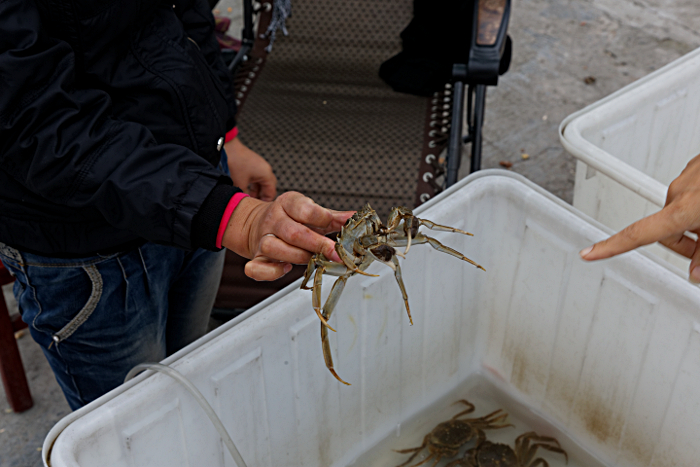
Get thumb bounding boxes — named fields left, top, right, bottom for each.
left=317, top=236, right=342, bottom=263
left=245, top=256, right=293, bottom=281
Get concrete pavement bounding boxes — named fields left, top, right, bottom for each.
left=2, top=1, right=699, bottom=465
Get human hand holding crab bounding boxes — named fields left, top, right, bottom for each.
left=221, top=192, right=355, bottom=281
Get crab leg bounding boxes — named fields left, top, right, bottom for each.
left=360, top=244, right=414, bottom=325
left=471, top=409, right=511, bottom=427
left=451, top=399, right=476, bottom=418
left=524, top=443, right=568, bottom=466
left=300, top=255, right=318, bottom=290
left=412, top=234, right=485, bottom=271
left=311, top=260, right=351, bottom=331
left=407, top=217, right=474, bottom=255
left=311, top=266, right=336, bottom=332
left=393, top=434, right=431, bottom=467
left=318, top=272, right=350, bottom=332
left=301, top=255, right=336, bottom=330
left=515, top=432, right=568, bottom=465
left=415, top=218, right=474, bottom=236
left=390, top=256, right=412, bottom=325
left=466, top=409, right=513, bottom=444
left=369, top=253, right=414, bottom=325
left=320, top=275, right=351, bottom=385
left=336, top=242, right=379, bottom=277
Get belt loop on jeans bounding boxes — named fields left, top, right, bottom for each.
left=0, top=242, right=23, bottom=265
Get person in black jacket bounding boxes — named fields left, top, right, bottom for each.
left=0, top=0, right=352, bottom=409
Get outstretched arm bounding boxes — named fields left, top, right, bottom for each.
left=580, top=153, right=700, bottom=282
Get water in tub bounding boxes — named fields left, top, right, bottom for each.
left=350, top=373, right=606, bottom=467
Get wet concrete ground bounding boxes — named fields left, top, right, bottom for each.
left=2, top=1, right=700, bottom=465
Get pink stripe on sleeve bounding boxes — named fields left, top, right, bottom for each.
left=224, top=127, right=239, bottom=143
left=216, top=192, right=250, bottom=249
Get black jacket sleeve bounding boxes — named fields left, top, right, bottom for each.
left=0, top=0, right=235, bottom=251
left=177, top=0, right=238, bottom=132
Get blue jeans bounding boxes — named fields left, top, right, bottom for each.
left=0, top=242, right=225, bottom=410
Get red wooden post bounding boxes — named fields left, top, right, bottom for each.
left=0, top=263, right=33, bottom=412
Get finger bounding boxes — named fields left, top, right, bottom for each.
left=689, top=241, right=700, bottom=283
left=325, top=210, right=356, bottom=233
left=659, top=232, right=697, bottom=259
left=274, top=220, right=342, bottom=263
left=259, top=180, right=277, bottom=202
left=306, top=225, right=331, bottom=235
left=246, top=182, right=258, bottom=199
left=580, top=207, right=687, bottom=261
left=325, top=246, right=342, bottom=263
left=274, top=193, right=347, bottom=262
left=279, top=192, right=336, bottom=229
left=258, top=233, right=313, bottom=264
left=305, top=210, right=354, bottom=234
left=244, top=256, right=293, bottom=281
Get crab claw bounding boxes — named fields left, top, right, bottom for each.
left=404, top=217, right=413, bottom=255
left=352, top=268, right=380, bottom=277
left=328, top=368, right=351, bottom=386
left=336, top=242, right=380, bottom=277
left=315, top=307, right=337, bottom=332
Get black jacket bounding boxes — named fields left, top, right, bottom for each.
left=0, top=0, right=241, bottom=256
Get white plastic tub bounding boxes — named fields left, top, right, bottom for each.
left=45, top=171, right=700, bottom=467
left=559, top=47, right=700, bottom=271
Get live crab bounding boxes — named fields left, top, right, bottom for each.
left=301, top=203, right=484, bottom=384
left=445, top=431, right=568, bottom=467
left=394, top=399, right=512, bottom=467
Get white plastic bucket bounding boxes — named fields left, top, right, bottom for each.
left=45, top=171, right=700, bottom=467
left=559, top=47, right=700, bottom=271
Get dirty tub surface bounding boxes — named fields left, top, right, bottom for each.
left=559, top=46, right=700, bottom=271
left=45, top=171, right=700, bottom=467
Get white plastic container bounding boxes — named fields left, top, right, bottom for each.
left=559, top=47, right=700, bottom=271
left=45, top=171, right=700, bottom=467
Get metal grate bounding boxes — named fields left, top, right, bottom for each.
left=236, top=0, right=427, bottom=219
